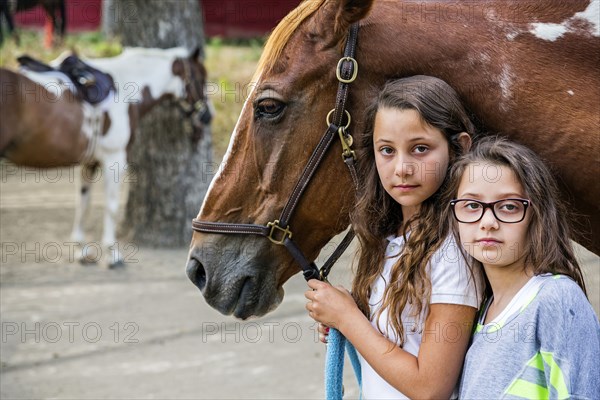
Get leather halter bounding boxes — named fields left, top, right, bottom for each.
left=177, top=58, right=212, bottom=127
left=192, top=24, right=360, bottom=282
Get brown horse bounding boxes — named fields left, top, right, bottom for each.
left=188, top=0, right=599, bottom=319
left=0, top=68, right=87, bottom=165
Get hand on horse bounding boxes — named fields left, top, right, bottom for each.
left=304, top=279, right=361, bottom=336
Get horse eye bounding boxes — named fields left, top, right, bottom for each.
left=255, top=98, right=285, bottom=120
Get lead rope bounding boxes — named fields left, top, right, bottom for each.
left=325, top=328, right=362, bottom=400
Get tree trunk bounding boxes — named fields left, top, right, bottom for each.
left=118, top=0, right=205, bottom=50
left=123, top=100, right=212, bottom=246
left=117, top=0, right=212, bottom=247
left=101, top=0, right=116, bottom=38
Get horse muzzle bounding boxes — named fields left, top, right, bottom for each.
left=186, top=236, right=284, bottom=319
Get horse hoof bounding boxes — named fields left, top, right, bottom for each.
left=79, top=257, right=97, bottom=266
left=108, top=260, right=125, bottom=269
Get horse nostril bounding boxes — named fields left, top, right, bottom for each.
left=186, top=258, right=206, bottom=291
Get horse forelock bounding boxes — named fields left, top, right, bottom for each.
left=251, top=0, right=327, bottom=83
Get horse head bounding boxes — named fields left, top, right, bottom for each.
left=188, top=0, right=600, bottom=319
left=171, top=47, right=212, bottom=144
left=187, top=0, right=374, bottom=319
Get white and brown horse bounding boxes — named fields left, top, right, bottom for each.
left=0, top=47, right=211, bottom=267
left=187, top=0, right=599, bottom=319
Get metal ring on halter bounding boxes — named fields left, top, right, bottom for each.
left=336, top=56, right=358, bottom=83
left=326, top=109, right=351, bottom=130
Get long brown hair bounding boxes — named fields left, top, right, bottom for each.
left=351, top=76, right=477, bottom=345
left=441, top=136, right=586, bottom=295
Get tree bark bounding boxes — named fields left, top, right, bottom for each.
left=123, top=101, right=212, bottom=246
left=117, top=0, right=212, bottom=247
left=101, top=0, right=116, bottom=38
left=117, top=0, right=205, bottom=51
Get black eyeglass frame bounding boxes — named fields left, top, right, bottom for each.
left=449, top=198, right=532, bottom=224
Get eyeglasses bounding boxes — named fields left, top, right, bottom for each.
left=450, top=198, right=531, bottom=224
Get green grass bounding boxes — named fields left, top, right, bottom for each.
left=204, top=39, right=262, bottom=161
left=0, top=30, right=122, bottom=68
left=0, top=30, right=263, bottom=162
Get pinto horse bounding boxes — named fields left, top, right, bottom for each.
left=188, top=0, right=599, bottom=319
left=1, top=47, right=211, bottom=267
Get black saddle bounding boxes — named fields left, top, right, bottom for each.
left=18, top=54, right=114, bottom=105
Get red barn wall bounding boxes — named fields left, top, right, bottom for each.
left=13, top=0, right=300, bottom=37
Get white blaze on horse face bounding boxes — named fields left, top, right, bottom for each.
left=198, top=71, right=261, bottom=216
left=529, top=0, right=600, bottom=41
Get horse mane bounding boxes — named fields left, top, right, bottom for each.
left=252, top=0, right=327, bottom=82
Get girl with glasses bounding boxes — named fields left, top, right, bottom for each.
left=443, top=136, right=599, bottom=399
left=305, top=76, right=483, bottom=399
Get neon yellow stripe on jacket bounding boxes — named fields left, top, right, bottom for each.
left=541, top=351, right=569, bottom=399
left=505, top=378, right=549, bottom=399
left=504, top=351, right=569, bottom=399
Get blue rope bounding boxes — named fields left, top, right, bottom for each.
left=325, top=328, right=362, bottom=399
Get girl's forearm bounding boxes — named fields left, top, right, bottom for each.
left=338, top=310, right=452, bottom=399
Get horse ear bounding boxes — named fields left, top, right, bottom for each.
left=189, top=46, right=202, bottom=62
left=334, top=0, right=374, bottom=36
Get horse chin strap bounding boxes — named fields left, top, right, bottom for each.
left=192, top=24, right=360, bottom=282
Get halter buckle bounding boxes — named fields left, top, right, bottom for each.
left=194, top=100, right=206, bottom=111
left=336, top=56, right=358, bottom=84
left=267, top=220, right=292, bottom=245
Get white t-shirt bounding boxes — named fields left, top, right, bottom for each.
left=359, top=234, right=483, bottom=400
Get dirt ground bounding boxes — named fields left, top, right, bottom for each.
left=1, top=163, right=598, bottom=400
left=0, top=163, right=361, bottom=400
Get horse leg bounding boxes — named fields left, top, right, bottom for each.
left=0, top=2, right=5, bottom=46
left=0, top=0, right=15, bottom=46
left=71, top=162, right=99, bottom=264
left=101, top=151, right=126, bottom=269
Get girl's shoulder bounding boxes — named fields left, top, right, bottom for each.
left=428, top=234, right=475, bottom=278
left=429, top=234, right=464, bottom=264
left=476, top=275, right=598, bottom=335
left=533, top=275, right=599, bottom=330
left=427, top=234, right=472, bottom=275
left=428, top=234, right=483, bottom=308
left=536, top=274, right=590, bottom=309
